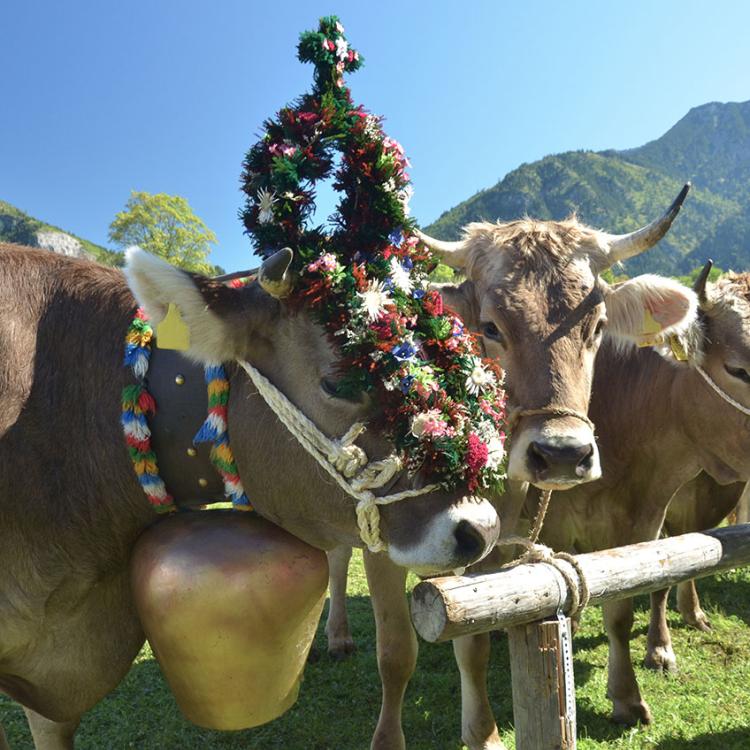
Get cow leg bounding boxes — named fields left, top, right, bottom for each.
left=325, top=545, right=356, bottom=659
left=22, top=708, right=79, bottom=750
left=602, top=598, right=652, bottom=726
left=364, top=550, right=413, bottom=750
left=676, top=579, right=712, bottom=631
left=453, top=633, right=504, bottom=750
left=644, top=588, right=677, bottom=672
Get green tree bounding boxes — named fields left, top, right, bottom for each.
left=109, top=191, right=218, bottom=273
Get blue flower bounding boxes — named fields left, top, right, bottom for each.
left=402, top=257, right=413, bottom=270
left=400, top=375, right=414, bottom=393
left=388, top=229, right=403, bottom=247
left=412, top=288, right=426, bottom=299
left=392, top=342, right=416, bottom=362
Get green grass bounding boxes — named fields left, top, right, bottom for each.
left=2, top=554, right=750, bottom=748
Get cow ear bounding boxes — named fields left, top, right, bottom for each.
left=605, top=275, right=699, bottom=351
left=434, top=280, right=479, bottom=329
left=125, top=248, right=268, bottom=364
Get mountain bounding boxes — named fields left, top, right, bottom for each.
left=0, top=200, right=123, bottom=266
left=425, top=100, right=750, bottom=276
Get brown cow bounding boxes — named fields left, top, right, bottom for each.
left=651, top=472, right=745, bottom=639
left=0, top=244, right=502, bottom=749
left=324, top=188, right=698, bottom=749
left=445, top=267, right=750, bottom=735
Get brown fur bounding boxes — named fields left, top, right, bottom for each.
left=0, top=244, right=500, bottom=748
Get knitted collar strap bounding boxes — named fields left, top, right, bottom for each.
left=121, top=311, right=252, bottom=513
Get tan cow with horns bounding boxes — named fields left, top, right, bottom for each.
left=325, top=186, right=698, bottom=750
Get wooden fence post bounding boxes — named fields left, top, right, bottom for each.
left=507, top=617, right=576, bottom=750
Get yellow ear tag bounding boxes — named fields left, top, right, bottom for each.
left=156, top=303, right=190, bottom=351
left=669, top=335, right=688, bottom=362
left=637, top=309, right=663, bottom=348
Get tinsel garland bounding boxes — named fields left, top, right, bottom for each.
left=240, top=16, right=507, bottom=492
left=122, top=311, right=251, bottom=511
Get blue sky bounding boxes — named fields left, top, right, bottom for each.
left=2, top=0, right=749, bottom=271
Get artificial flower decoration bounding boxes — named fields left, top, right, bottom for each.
left=240, top=16, right=508, bottom=492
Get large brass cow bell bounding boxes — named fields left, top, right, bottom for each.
left=131, top=510, right=328, bottom=730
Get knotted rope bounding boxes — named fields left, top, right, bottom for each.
left=498, top=489, right=591, bottom=618
left=237, top=360, right=439, bottom=553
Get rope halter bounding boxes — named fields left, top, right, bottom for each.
left=695, top=365, right=750, bottom=418
left=506, top=405, right=595, bottom=433
left=237, top=359, right=439, bottom=552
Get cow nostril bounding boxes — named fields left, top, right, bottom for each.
left=528, top=441, right=552, bottom=473
left=577, top=443, right=594, bottom=469
left=454, top=520, right=485, bottom=562
left=528, top=440, right=596, bottom=479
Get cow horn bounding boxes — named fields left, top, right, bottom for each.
left=414, top=229, right=470, bottom=270
left=212, top=268, right=258, bottom=283
left=604, top=183, right=691, bottom=266
left=693, top=259, right=713, bottom=305
left=258, top=247, right=294, bottom=298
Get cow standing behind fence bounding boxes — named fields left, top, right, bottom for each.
left=325, top=188, right=699, bottom=749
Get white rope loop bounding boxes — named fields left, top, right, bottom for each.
left=696, top=365, right=750, bottom=417
left=237, top=359, right=438, bottom=551
left=498, top=490, right=591, bottom=618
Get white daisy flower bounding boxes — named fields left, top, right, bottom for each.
left=485, top=435, right=505, bottom=470
left=357, top=279, right=393, bottom=321
left=411, top=409, right=447, bottom=439
left=256, top=188, right=277, bottom=225
left=335, top=21, right=345, bottom=34
left=465, top=357, right=496, bottom=396
left=335, top=37, right=349, bottom=61
left=399, top=185, right=414, bottom=215
left=382, top=177, right=397, bottom=194
left=389, top=257, right=413, bottom=294
left=364, top=115, right=380, bottom=139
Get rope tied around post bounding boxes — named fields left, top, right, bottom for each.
left=498, top=489, right=591, bottom=618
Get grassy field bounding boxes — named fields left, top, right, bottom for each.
left=2, top=552, right=750, bottom=749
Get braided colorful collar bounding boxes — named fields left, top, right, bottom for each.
left=122, top=311, right=252, bottom=513
left=240, top=16, right=507, bottom=493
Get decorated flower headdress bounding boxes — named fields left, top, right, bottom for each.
left=240, top=16, right=507, bottom=492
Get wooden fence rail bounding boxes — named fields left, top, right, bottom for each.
left=409, top=524, right=750, bottom=750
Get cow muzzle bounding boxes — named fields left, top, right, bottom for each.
left=506, top=408, right=601, bottom=490
left=387, top=497, right=500, bottom=575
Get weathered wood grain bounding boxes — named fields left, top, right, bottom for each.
left=411, top=524, right=750, bottom=642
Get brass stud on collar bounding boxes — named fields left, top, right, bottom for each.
left=198, top=478, right=208, bottom=488
left=186, top=447, right=197, bottom=457
left=175, top=374, right=185, bottom=386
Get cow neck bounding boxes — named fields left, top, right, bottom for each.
left=591, top=341, right=700, bottom=488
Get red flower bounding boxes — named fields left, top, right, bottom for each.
left=465, top=433, right=488, bottom=491
left=423, top=290, right=444, bottom=316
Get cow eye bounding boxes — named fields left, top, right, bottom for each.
left=321, top=377, right=344, bottom=398
left=321, top=377, right=364, bottom=403
left=481, top=321, right=506, bottom=346
left=724, top=365, right=750, bottom=384
left=594, top=319, right=606, bottom=338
